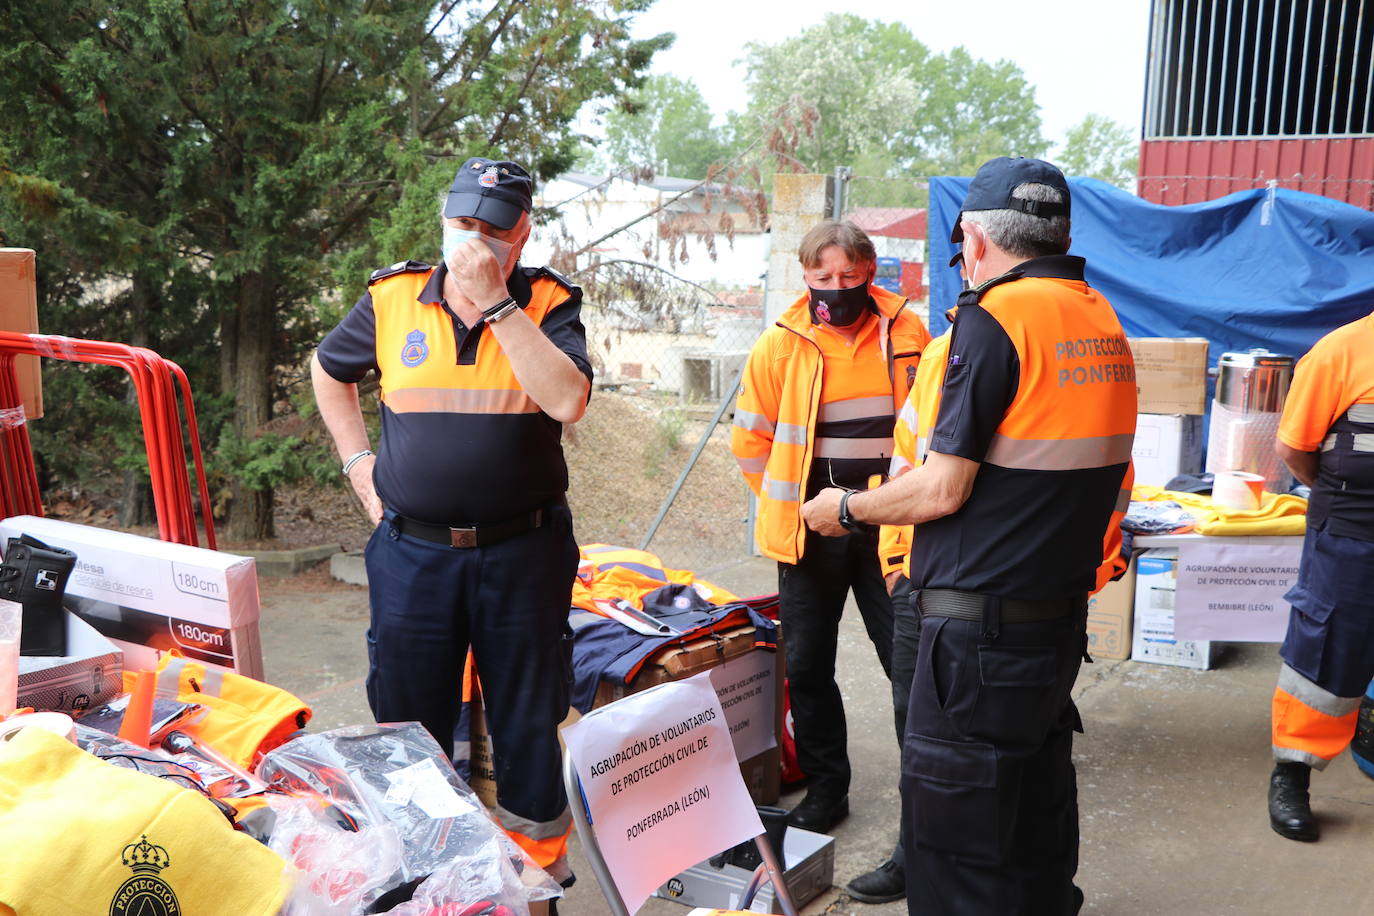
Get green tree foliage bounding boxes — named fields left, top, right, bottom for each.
left=1058, top=114, right=1140, bottom=190
left=740, top=14, right=1047, bottom=205
left=0, top=1, right=667, bottom=540
left=600, top=75, right=734, bottom=179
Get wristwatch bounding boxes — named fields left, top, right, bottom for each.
left=482, top=296, right=520, bottom=323
left=839, top=489, right=874, bottom=534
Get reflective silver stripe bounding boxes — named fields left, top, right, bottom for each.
left=583, top=545, right=620, bottom=554
left=917, top=436, right=929, bottom=459
left=199, top=667, right=224, bottom=696
left=889, top=455, right=914, bottom=476
left=157, top=657, right=188, bottom=694
left=1322, top=434, right=1338, bottom=452
left=764, top=477, right=801, bottom=502
left=1354, top=433, right=1374, bottom=453
left=492, top=801, right=573, bottom=841
left=732, top=408, right=775, bottom=435
left=1272, top=745, right=1333, bottom=770
left=819, top=395, right=896, bottom=423
left=774, top=421, right=809, bottom=445
left=386, top=387, right=537, bottom=415
left=984, top=433, right=1135, bottom=470
left=814, top=436, right=894, bottom=460
left=736, top=454, right=768, bottom=474
left=1277, top=664, right=1363, bottom=718
left=1347, top=403, right=1374, bottom=423
left=896, top=400, right=919, bottom=431
left=1115, top=488, right=1131, bottom=513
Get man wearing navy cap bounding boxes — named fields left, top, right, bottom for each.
left=804, top=156, right=1136, bottom=913
left=311, top=156, right=592, bottom=885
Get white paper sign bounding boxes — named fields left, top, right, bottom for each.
left=710, top=650, right=778, bottom=763
left=562, top=672, right=763, bottom=915
left=1175, top=542, right=1302, bottom=641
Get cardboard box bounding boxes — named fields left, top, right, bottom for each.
left=1127, top=337, right=1209, bottom=415
left=18, top=610, right=122, bottom=714
left=1131, top=549, right=1212, bottom=669
left=1087, top=560, right=1137, bottom=661
left=0, top=516, right=263, bottom=678
left=0, top=249, right=43, bottom=420
left=1132, top=413, right=1203, bottom=487
left=656, top=825, right=834, bottom=912
left=472, top=625, right=783, bottom=807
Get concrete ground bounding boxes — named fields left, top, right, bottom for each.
left=259, top=557, right=1374, bottom=915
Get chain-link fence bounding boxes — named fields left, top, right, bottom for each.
left=529, top=172, right=768, bottom=578
left=548, top=168, right=934, bottom=581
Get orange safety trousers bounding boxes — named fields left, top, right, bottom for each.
left=1271, top=664, right=1363, bottom=769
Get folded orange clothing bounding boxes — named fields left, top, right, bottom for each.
left=1131, top=485, right=1308, bottom=536
left=572, top=544, right=737, bottom=614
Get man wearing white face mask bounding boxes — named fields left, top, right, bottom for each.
left=732, top=221, right=930, bottom=840
left=310, top=156, right=592, bottom=887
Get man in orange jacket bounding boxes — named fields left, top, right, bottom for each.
left=804, top=158, right=1136, bottom=914
left=731, top=220, right=930, bottom=833
left=1267, top=308, right=1374, bottom=841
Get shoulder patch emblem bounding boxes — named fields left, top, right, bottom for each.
left=111, top=835, right=181, bottom=916
left=401, top=329, right=429, bottom=367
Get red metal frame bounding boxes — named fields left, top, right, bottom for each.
left=0, top=332, right=216, bottom=549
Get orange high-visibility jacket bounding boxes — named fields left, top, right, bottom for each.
left=732, top=285, right=930, bottom=564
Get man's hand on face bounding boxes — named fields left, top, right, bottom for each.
left=802, top=486, right=848, bottom=537
left=447, top=236, right=509, bottom=311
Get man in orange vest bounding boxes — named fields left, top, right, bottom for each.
left=310, top=157, right=591, bottom=889
left=731, top=220, right=930, bottom=833
left=804, top=157, right=1136, bottom=914
left=1267, top=308, right=1374, bottom=841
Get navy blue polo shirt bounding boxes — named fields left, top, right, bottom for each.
left=317, top=261, right=593, bottom=524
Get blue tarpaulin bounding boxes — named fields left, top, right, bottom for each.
left=927, top=177, right=1374, bottom=369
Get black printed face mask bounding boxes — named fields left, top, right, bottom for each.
left=808, top=282, right=873, bottom=328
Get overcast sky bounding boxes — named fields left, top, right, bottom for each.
left=620, top=0, right=1154, bottom=158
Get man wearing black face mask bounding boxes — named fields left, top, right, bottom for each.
left=732, top=221, right=931, bottom=836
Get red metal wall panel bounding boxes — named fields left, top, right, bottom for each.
left=1137, top=138, right=1374, bottom=210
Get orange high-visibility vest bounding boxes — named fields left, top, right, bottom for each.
left=731, top=285, right=930, bottom=564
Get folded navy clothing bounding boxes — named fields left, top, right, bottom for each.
left=568, top=584, right=778, bottom=714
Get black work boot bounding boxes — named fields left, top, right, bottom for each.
left=786, top=789, right=849, bottom=833
left=845, top=857, right=906, bottom=903
left=1268, top=761, right=1319, bottom=841
left=0, top=534, right=77, bottom=656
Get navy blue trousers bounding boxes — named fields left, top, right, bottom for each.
left=364, top=505, right=578, bottom=826
left=902, top=603, right=1087, bottom=915
left=778, top=527, right=896, bottom=799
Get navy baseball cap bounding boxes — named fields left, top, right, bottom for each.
left=949, top=157, right=1071, bottom=244
left=443, top=157, right=533, bottom=230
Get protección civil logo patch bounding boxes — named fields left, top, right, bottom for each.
left=110, top=835, right=181, bottom=916
left=401, top=329, right=429, bottom=367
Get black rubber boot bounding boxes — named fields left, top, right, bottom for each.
left=845, top=856, right=906, bottom=903
left=1268, top=761, right=1319, bottom=841
left=0, top=534, right=77, bottom=656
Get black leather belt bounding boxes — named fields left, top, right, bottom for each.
left=394, top=496, right=564, bottom=549
left=918, top=588, right=1083, bottom=623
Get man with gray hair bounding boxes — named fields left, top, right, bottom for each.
left=803, top=157, right=1136, bottom=913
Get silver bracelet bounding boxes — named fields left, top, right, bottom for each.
left=341, top=449, right=373, bottom=477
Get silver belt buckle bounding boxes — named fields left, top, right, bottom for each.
left=450, top=527, right=478, bottom=548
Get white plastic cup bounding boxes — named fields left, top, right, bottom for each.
left=1213, top=470, right=1266, bottom=511
left=0, top=599, right=20, bottom=716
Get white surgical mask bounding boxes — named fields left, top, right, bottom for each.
left=442, top=226, right=516, bottom=269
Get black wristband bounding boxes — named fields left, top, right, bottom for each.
left=839, top=489, right=875, bottom=534
left=482, top=296, right=519, bottom=323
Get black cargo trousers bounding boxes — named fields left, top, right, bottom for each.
left=901, top=596, right=1088, bottom=916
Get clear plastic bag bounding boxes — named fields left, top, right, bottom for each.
left=1121, top=500, right=1198, bottom=535
left=266, top=793, right=405, bottom=914
left=256, top=722, right=559, bottom=909
left=380, top=835, right=560, bottom=915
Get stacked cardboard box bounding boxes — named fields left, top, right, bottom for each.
left=1131, top=548, right=1212, bottom=669
left=1128, top=338, right=1208, bottom=487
